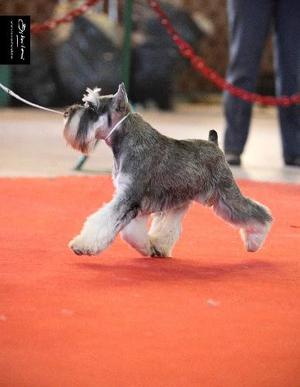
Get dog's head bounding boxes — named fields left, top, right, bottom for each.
left=63, top=83, right=130, bottom=154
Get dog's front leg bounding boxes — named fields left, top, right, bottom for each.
left=121, top=215, right=151, bottom=256
left=69, top=195, right=139, bottom=256
left=149, top=204, right=189, bottom=257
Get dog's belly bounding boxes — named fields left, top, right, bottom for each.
left=140, top=192, right=194, bottom=214
left=139, top=181, right=216, bottom=213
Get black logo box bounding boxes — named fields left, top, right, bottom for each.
left=0, top=16, right=30, bottom=65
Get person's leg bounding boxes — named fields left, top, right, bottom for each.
left=274, top=0, right=300, bottom=165
left=224, top=0, right=273, bottom=160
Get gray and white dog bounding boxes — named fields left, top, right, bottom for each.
left=63, top=83, right=272, bottom=257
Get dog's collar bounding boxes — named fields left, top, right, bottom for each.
left=104, top=113, right=131, bottom=142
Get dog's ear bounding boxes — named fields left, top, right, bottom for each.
left=113, top=82, right=128, bottom=111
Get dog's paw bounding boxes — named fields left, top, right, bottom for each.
left=149, top=238, right=170, bottom=258
left=68, top=235, right=100, bottom=256
left=240, top=221, right=271, bottom=252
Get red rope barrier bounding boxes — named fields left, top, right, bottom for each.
left=148, top=0, right=300, bottom=107
left=31, top=0, right=101, bottom=34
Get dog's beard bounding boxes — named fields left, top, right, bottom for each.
left=64, top=108, right=98, bottom=154
left=79, top=137, right=97, bottom=155
left=65, top=133, right=97, bottom=154
left=65, top=127, right=97, bottom=154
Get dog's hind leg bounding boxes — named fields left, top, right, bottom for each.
left=212, top=179, right=272, bottom=252
left=148, top=204, right=189, bottom=257
left=121, top=215, right=152, bottom=256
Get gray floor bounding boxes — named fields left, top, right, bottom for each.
left=0, top=103, right=299, bottom=183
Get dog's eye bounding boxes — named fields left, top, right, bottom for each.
left=88, top=104, right=97, bottom=113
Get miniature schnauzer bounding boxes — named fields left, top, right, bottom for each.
left=63, top=83, right=272, bottom=257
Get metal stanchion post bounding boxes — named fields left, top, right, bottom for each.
left=0, top=66, right=10, bottom=107
left=121, top=0, right=133, bottom=91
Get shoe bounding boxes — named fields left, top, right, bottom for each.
left=285, top=156, right=300, bottom=167
left=225, top=153, right=241, bottom=166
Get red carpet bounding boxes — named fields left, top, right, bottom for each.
left=0, top=176, right=300, bottom=387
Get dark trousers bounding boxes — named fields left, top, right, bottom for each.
left=224, top=0, right=300, bottom=162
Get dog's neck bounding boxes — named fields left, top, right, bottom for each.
left=104, top=113, right=131, bottom=143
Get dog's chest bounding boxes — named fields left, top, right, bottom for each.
left=112, top=171, right=132, bottom=194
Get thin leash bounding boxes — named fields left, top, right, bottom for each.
left=0, top=83, right=64, bottom=116
left=104, top=113, right=131, bottom=141
left=0, top=82, right=131, bottom=140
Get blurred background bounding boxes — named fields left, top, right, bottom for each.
left=0, top=0, right=275, bottom=108
left=0, top=0, right=298, bottom=182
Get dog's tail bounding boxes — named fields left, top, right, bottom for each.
left=208, top=129, right=218, bottom=145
